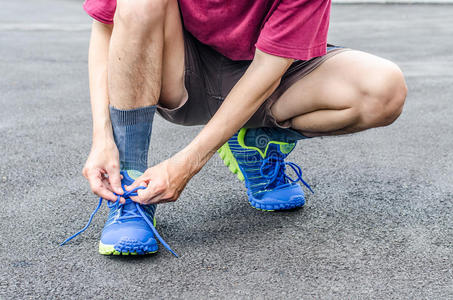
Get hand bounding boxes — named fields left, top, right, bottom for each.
left=82, top=140, right=125, bottom=202
left=125, top=152, right=198, bottom=205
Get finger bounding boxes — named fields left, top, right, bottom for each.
left=101, top=176, right=113, bottom=190
left=106, top=166, right=123, bottom=195
left=148, top=194, right=168, bottom=205
left=149, top=190, right=179, bottom=204
left=125, top=174, right=148, bottom=191
left=130, top=183, right=160, bottom=204
left=129, top=182, right=148, bottom=202
left=101, top=177, right=126, bottom=203
left=125, top=181, right=147, bottom=195
left=87, top=171, right=117, bottom=201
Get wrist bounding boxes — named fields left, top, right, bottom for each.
left=91, top=140, right=117, bottom=154
left=92, top=129, right=115, bottom=147
left=92, top=118, right=114, bottom=143
left=174, top=146, right=211, bottom=176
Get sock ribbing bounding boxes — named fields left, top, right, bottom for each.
left=109, top=105, right=156, bottom=126
left=110, top=105, right=156, bottom=172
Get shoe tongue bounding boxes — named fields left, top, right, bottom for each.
left=124, top=170, right=143, bottom=180
left=121, top=200, right=140, bottom=217
left=120, top=170, right=143, bottom=193
left=260, top=147, right=285, bottom=189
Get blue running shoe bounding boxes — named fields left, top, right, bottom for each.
left=218, top=128, right=313, bottom=211
left=61, top=170, right=178, bottom=257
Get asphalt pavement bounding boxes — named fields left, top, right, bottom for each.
left=1, top=1, right=452, bottom=299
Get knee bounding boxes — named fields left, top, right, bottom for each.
left=359, top=62, right=407, bottom=128
left=115, top=0, right=167, bottom=29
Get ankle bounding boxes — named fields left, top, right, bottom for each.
left=110, top=106, right=156, bottom=172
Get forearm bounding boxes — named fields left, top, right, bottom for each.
left=181, top=49, right=293, bottom=172
left=88, top=21, right=114, bottom=143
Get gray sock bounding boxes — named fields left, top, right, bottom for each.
left=109, top=105, right=156, bottom=172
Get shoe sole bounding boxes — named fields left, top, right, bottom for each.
left=98, top=217, right=159, bottom=256
left=98, top=241, right=158, bottom=256
left=249, top=197, right=304, bottom=211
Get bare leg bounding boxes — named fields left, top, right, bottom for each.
left=160, top=0, right=187, bottom=108
left=270, top=51, right=408, bottom=137
left=108, top=0, right=186, bottom=110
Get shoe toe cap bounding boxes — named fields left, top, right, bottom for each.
left=253, top=184, right=306, bottom=209
left=101, top=220, right=156, bottom=246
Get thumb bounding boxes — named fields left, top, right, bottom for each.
left=125, top=174, right=147, bottom=191
left=108, top=168, right=124, bottom=195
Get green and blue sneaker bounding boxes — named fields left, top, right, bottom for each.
left=218, top=128, right=313, bottom=211
left=61, top=170, right=178, bottom=257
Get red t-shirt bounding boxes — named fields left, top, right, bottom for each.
left=83, top=0, right=331, bottom=61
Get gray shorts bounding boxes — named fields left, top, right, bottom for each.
left=157, top=30, right=349, bottom=129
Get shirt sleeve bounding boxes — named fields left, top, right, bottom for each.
left=83, top=0, right=117, bottom=24
left=255, top=0, right=331, bottom=61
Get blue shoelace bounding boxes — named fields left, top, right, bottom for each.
left=260, top=154, right=314, bottom=193
left=60, top=186, right=178, bottom=257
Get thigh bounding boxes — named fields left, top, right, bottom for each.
left=270, top=50, right=401, bottom=123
